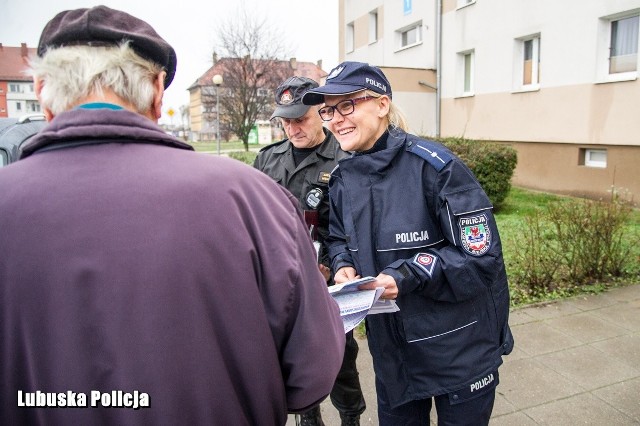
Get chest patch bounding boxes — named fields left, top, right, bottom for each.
left=459, top=213, right=491, bottom=256
left=412, top=253, right=438, bottom=277
left=318, top=171, right=331, bottom=184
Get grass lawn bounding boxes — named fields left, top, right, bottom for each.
left=187, top=140, right=267, bottom=152
left=496, top=187, right=640, bottom=307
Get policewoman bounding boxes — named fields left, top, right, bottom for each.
left=302, top=62, right=514, bottom=426
left=254, top=76, right=366, bottom=426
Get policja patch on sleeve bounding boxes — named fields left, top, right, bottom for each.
left=459, top=213, right=492, bottom=256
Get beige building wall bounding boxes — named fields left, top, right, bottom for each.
left=508, top=142, right=639, bottom=202
left=441, top=82, right=640, bottom=145
left=189, top=89, right=203, bottom=133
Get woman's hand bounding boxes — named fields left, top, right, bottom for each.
left=334, top=266, right=359, bottom=284
left=358, top=273, right=398, bottom=299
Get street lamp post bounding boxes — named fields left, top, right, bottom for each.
left=212, top=74, right=223, bottom=156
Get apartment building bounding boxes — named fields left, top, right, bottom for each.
left=340, top=0, right=640, bottom=203
left=0, top=43, right=41, bottom=118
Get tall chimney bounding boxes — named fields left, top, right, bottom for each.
left=21, top=43, right=28, bottom=57
left=317, top=59, right=323, bottom=70
left=289, top=57, right=297, bottom=70
left=212, top=52, right=218, bottom=65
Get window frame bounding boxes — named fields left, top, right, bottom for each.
left=346, top=22, right=355, bottom=53
left=456, top=49, right=475, bottom=97
left=609, top=14, right=639, bottom=74
left=369, top=10, right=378, bottom=45
left=596, top=10, right=640, bottom=84
left=583, top=148, right=608, bottom=168
left=396, top=21, right=423, bottom=51
left=512, top=34, right=541, bottom=93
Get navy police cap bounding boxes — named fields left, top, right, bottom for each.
left=302, top=61, right=392, bottom=105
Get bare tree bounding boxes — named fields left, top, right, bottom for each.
left=212, top=7, right=292, bottom=151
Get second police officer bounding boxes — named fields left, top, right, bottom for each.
left=253, top=76, right=366, bottom=426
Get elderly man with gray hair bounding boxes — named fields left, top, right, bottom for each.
left=0, top=6, right=345, bottom=425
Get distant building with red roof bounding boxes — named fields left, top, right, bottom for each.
left=187, top=56, right=326, bottom=141
left=0, top=43, right=41, bottom=118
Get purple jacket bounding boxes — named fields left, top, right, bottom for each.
left=0, top=108, right=345, bottom=425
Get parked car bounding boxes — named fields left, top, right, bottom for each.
left=0, top=114, right=47, bottom=167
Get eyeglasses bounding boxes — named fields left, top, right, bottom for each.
left=317, top=96, right=374, bottom=122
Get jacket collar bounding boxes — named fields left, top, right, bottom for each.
left=21, top=108, right=193, bottom=159
left=343, top=127, right=407, bottom=174
left=273, top=128, right=336, bottom=159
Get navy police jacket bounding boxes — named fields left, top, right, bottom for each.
left=327, top=128, right=514, bottom=408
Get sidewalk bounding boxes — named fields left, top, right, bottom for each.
left=289, top=283, right=640, bottom=425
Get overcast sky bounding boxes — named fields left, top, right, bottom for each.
left=0, top=0, right=339, bottom=124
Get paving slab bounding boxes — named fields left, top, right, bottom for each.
left=510, top=321, right=582, bottom=356
left=544, top=311, right=629, bottom=343
left=523, top=392, right=637, bottom=425
left=591, top=377, right=640, bottom=422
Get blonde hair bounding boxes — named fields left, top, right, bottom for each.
left=29, top=43, right=163, bottom=115
left=364, top=90, right=409, bottom=131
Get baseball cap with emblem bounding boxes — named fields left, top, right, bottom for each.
left=37, top=5, right=177, bottom=89
left=270, top=76, right=319, bottom=120
left=302, top=61, right=392, bottom=105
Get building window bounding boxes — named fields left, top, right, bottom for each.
left=16, top=102, right=22, bottom=111
left=582, top=149, right=607, bottom=168
left=257, top=88, right=270, bottom=97
left=9, top=84, right=22, bottom=93
left=369, top=10, right=378, bottom=44
left=346, top=22, right=355, bottom=53
left=523, top=36, right=541, bottom=86
left=610, top=15, right=639, bottom=74
left=397, top=22, right=422, bottom=49
left=458, top=50, right=475, bottom=96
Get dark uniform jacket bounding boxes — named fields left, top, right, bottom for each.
left=253, top=129, right=350, bottom=267
left=327, top=127, right=514, bottom=408
left=0, top=107, right=345, bottom=425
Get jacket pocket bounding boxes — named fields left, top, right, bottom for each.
left=402, top=298, right=478, bottom=344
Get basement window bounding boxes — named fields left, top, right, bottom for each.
left=581, top=148, right=607, bottom=168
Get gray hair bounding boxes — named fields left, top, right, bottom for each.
left=364, top=90, right=409, bottom=132
left=29, top=42, right=163, bottom=115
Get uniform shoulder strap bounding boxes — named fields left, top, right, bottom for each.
left=258, top=139, right=287, bottom=153
left=407, top=138, right=453, bottom=172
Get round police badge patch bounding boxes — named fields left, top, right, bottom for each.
left=412, top=253, right=437, bottom=277
left=459, top=213, right=492, bottom=256
left=305, top=188, right=324, bottom=210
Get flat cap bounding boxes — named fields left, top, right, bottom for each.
left=270, top=76, right=319, bottom=120
left=37, top=5, right=177, bottom=88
